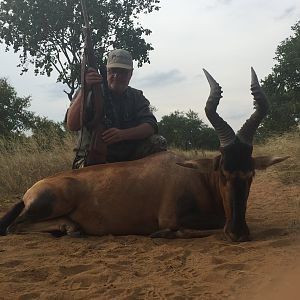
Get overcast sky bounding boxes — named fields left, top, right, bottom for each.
left=1, top=0, right=299, bottom=131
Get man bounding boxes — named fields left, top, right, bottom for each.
left=66, top=49, right=167, bottom=168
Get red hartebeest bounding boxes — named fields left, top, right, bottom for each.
left=0, top=68, right=288, bottom=242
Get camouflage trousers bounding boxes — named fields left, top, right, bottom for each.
left=72, top=134, right=167, bottom=169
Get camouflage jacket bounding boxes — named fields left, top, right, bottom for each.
left=68, top=86, right=158, bottom=162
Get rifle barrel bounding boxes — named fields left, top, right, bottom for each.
left=80, top=0, right=90, bottom=30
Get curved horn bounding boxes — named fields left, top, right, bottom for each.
left=236, top=68, right=269, bottom=145
left=203, top=69, right=236, bottom=147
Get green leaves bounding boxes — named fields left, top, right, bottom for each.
left=259, top=20, right=300, bottom=139
left=0, top=78, right=35, bottom=136
left=158, top=110, right=219, bottom=150
left=0, top=77, right=68, bottom=138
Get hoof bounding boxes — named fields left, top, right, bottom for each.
left=59, top=222, right=84, bottom=238
left=50, top=230, right=67, bottom=238
left=68, top=231, right=85, bottom=238
left=0, top=228, right=7, bottom=236
left=150, top=229, right=177, bottom=239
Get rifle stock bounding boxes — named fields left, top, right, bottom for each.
left=80, top=0, right=107, bottom=165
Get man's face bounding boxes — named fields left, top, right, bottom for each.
left=107, top=68, right=132, bottom=96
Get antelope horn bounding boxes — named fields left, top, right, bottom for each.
left=236, top=67, right=269, bottom=145
left=203, top=69, right=236, bottom=147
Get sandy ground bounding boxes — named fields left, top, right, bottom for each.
left=0, top=170, right=299, bottom=300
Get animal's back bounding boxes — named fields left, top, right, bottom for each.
left=69, top=151, right=188, bottom=235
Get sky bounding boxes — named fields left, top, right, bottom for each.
left=0, top=0, right=299, bottom=131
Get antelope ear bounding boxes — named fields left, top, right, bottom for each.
left=253, top=156, right=290, bottom=170
left=177, top=158, right=214, bottom=172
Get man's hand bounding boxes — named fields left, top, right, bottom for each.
left=85, top=68, right=102, bottom=89
left=102, top=128, right=125, bottom=145
left=102, top=124, right=154, bottom=145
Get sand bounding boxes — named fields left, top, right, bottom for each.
left=0, top=170, right=299, bottom=300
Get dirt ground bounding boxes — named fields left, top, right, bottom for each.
left=0, top=170, right=299, bottom=300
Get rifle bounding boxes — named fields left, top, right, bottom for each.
left=80, top=0, right=107, bottom=166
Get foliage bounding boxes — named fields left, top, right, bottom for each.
left=31, top=116, right=68, bottom=150
left=0, top=78, right=35, bottom=136
left=158, top=110, right=219, bottom=150
left=0, top=0, right=160, bottom=99
left=259, top=20, right=300, bottom=138
left=0, top=77, right=70, bottom=141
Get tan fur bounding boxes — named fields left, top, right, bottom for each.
left=7, top=151, right=288, bottom=240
